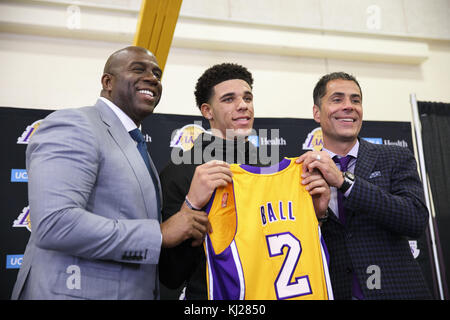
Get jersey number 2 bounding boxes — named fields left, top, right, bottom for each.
left=266, top=232, right=312, bottom=299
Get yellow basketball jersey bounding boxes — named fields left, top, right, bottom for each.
left=204, top=158, right=333, bottom=300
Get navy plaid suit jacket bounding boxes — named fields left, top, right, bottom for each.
left=321, top=138, right=432, bottom=299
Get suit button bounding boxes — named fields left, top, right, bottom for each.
left=346, top=267, right=353, bottom=273
left=347, top=233, right=353, bottom=239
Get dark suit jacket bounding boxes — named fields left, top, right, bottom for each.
left=321, top=138, right=432, bottom=299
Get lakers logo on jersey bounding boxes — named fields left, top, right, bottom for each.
left=204, top=158, right=333, bottom=300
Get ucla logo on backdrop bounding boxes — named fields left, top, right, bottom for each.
left=248, top=131, right=286, bottom=147
left=170, top=123, right=208, bottom=151
left=6, top=254, right=24, bottom=269
left=362, top=137, right=408, bottom=147
left=247, top=135, right=259, bottom=147
left=17, top=120, right=43, bottom=144
left=13, top=206, right=31, bottom=232
left=362, top=137, right=383, bottom=144
left=302, top=127, right=323, bottom=151
left=11, top=169, right=28, bottom=182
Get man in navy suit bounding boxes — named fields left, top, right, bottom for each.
left=298, top=72, right=432, bottom=299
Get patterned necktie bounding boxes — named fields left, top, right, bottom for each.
left=333, top=155, right=364, bottom=299
left=129, top=128, right=161, bottom=213
left=333, top=155, right=352, bottom=225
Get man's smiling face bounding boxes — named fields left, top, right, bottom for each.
left=102, top=47, right=163, bottom=126
left=201, top=79, right=254, bottom=140
left=313, top=79, right=363, bottom=144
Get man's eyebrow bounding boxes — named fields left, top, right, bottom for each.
left=219, top=92, right=236, bottom=100
left=129, top=61, right=162, bottom=72
left=129, top=61, right=146, bottom=67
left=219, top=89, right=253, bottom=101
left=329, top=92, right=361, bottom=99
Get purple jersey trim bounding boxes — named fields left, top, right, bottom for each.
left=239, top=158, right=291, bottom=174
left=204, top=189, right=216, bottom=214
left=206, top=181, right=245, bottom=300
left=320, top=235, right=330, bottom=266
left=319, top=228, right=334, bottom=299
left=206, top=238, right=242, bottom=300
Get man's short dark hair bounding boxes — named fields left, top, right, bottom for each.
left=313, top=72, right=362, bottom=108
left=194, top=63, right=254, bottom=109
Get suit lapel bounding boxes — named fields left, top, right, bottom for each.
left=147, top=151, right=162, bottom=217
left=94, top=100, right=159, bottom=220
left=355, top=138, right=378, bottom=179
left=343, top=138, right=378, bottom=226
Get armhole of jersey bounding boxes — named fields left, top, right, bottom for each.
left=206, top=183, right=237, bottom=254
left=204, top=182, right=242, bottom=300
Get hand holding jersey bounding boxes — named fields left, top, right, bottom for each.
left=160, top=203, right=211, bottom=248
left=186, top=160, right=233, bottom=210
left=297, top=151, right=345, bottom=189
left=204, top=158, right=333, bottom=300
left=299, top=166, right=331, bottom=220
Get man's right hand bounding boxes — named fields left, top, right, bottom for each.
left=160, top=202, right=212, bottom=248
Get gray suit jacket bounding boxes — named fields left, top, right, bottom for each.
left=11, top=99, right=163, bottom=300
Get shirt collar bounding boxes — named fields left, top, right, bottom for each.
left=99, top=97, right=137, bottom=132
left=322, top=139, right=359, bottom=159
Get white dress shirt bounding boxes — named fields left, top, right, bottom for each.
left=99, top=97, right=138, bottom=132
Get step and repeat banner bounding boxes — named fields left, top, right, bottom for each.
left=0, top=106, right=440, bottom=299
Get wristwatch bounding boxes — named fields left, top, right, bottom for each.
left=317, top=208, right=330, bottom=223
left=338, top=171, right=355, bottom=193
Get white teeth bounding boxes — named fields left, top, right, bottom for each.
left=339, top=118, right=354, bottom=122
left=139, top=90, right=154, bottom=97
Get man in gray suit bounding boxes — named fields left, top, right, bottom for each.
left=11, top=46, right=210, bottom=299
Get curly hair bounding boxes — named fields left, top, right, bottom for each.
left=313, top=72, right=362, bottom=108
left=194, top=63, right=254, bottom=109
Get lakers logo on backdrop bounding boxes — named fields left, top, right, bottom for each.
left=17, top=120, right=43, bottom=144
left=13, top=206, right=31, bottom=232
left=303, top=127, right=323, bottom=151
left=170, top=123, right=207, bottom=151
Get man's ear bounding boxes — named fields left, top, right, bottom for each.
left=200, top=103, right=213, bottom=120
left=313, top=104, right=321, bottom=124
left=101, top=73, right=113, bottom=91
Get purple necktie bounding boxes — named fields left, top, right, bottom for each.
left=334, top=155, right=352, bottom=225
left=333, top=155, right=364, bottom=299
